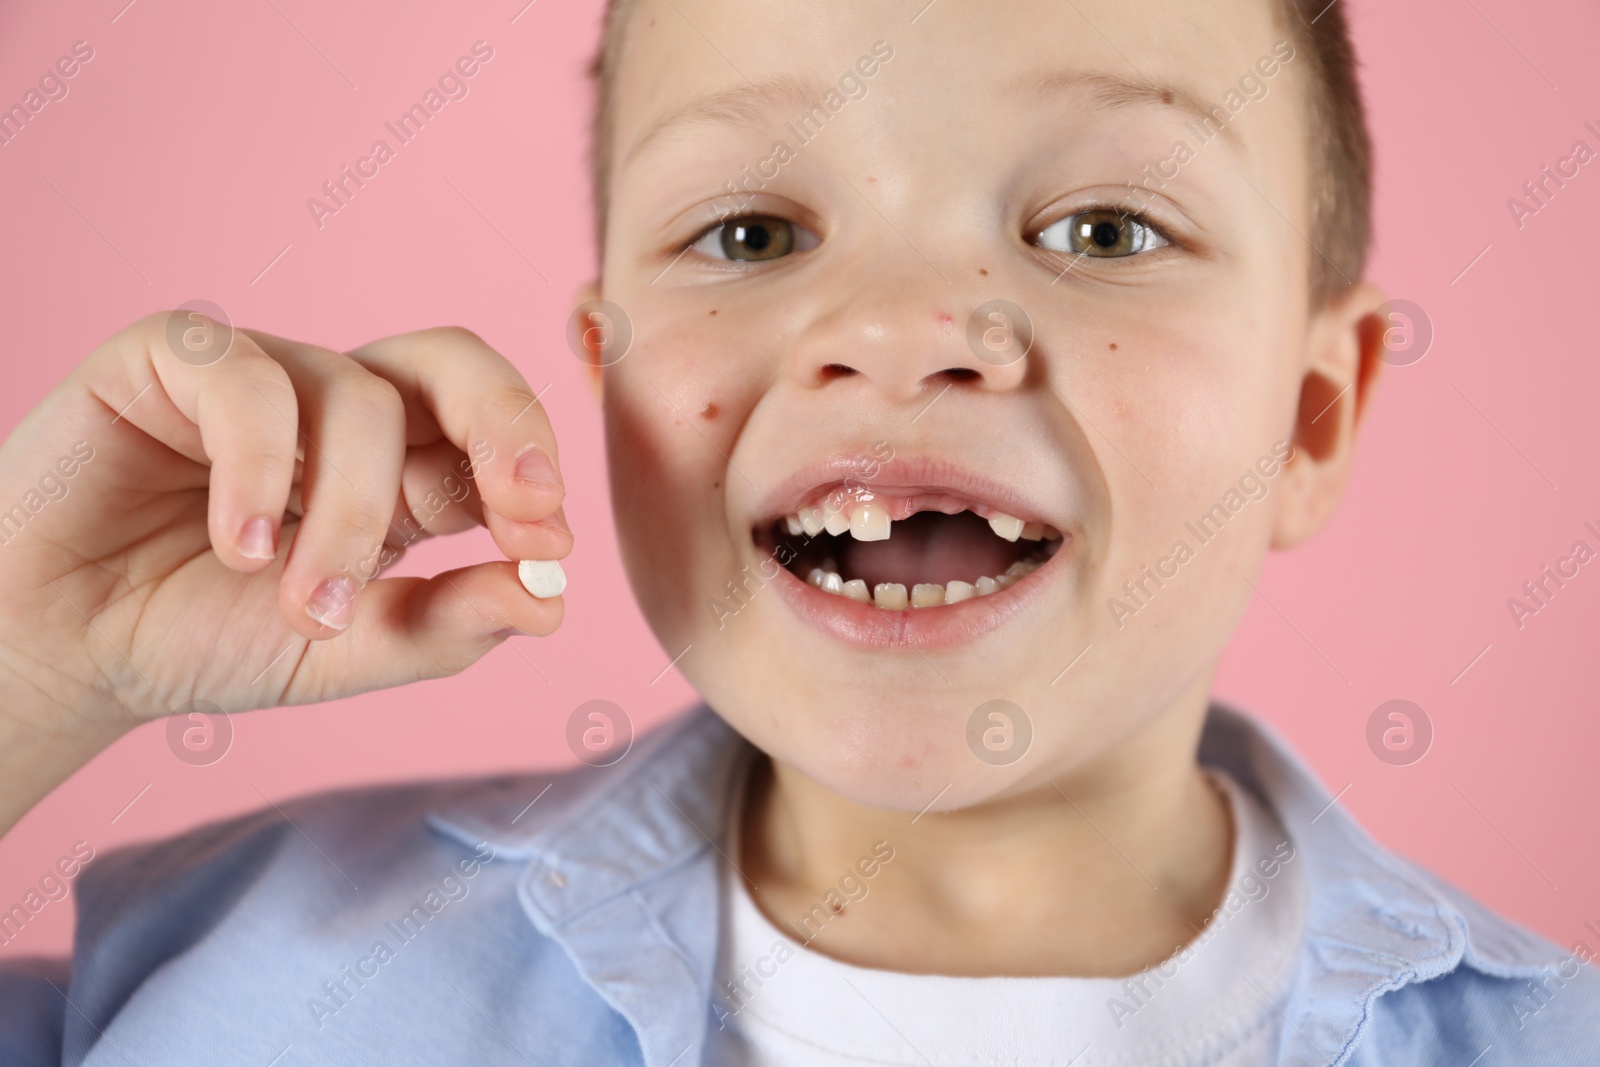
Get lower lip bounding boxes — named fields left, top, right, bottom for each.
left=767, top=544, right=1067, bottom=651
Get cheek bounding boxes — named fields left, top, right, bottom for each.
left=602, top=325, right=771, bottom=653
left=1064, top=292, right=1292, bottom=541
left=605, top=379, right=722, bottom=648
left=1030, top=290, right=1295, bottom=706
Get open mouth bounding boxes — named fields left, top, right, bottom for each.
left=754, top=485, right=1065, bottom=611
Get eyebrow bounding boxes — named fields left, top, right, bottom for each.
left=623, top=75, right=830, bottom=169
left=1015, top=69, right=1247, bottom=152
left=622, top=66, right=1246, bottom=171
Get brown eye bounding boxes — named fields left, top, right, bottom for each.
left=725, top=217, right=791, bottom=260
left=1036, top=209, right=1167, bottom=258
left=692, top=215, right=817, bottom=262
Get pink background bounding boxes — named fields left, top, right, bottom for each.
left=1, top=0, right=1596, bottom=960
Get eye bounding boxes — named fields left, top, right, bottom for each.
left=1035, top=209, right=1168, bottom=258
left=690, top=214, right=819, bottom=262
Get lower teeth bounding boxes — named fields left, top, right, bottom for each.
left=805, top=556, right=1044, bottom=609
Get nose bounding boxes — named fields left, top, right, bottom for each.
left=788, top=266, right=1030, bottom=403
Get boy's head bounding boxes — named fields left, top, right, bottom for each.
left=579, top=0, right=1387, bottom=811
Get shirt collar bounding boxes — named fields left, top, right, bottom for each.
left=427, top=709, right=747, bottom=1066
left=427, top=703, right=1560, bottom=1066
left=1197, top=706, right=1558, bottom=1064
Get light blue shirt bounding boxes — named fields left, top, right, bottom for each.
left=2, top=704, right=1596, bottom=1065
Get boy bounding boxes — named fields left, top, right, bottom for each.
left=0, top=0, right=1595, bottom=1064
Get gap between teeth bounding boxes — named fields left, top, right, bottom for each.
left=783, top=501, right=1059, bottom=544
left=806, top=558, right=1043, bottom=609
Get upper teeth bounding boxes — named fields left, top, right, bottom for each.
left=848, top=503, right=891, bottom=541
left=780, top=497, right=1058, bottom=544
left=988, top=514, right=1025, bottom=541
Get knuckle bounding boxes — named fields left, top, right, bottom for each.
left=420, top=326, right=518, bottom=379
left=328, top=501, right=396, bottom=547
left=332, top=368, right=405, bottom=419
left=114, top=311, right=186, bottom=362
left=246, top=375, right=302, bottom=445
left=494, top=382, right=541, bottom=419
left=136, top=310, right=175, bottom=335
left=425, top=324, right=487, bottom=348
left=246, top=360, right=296, bottom=398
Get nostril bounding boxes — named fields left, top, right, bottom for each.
left=819, top=363, right=858, bottom=382
left=938, top=367, right=981, bottom=382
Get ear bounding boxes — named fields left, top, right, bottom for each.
left=1271, top=281, right=1387, bottom=549
left=574, top=280, right=605, bottom=402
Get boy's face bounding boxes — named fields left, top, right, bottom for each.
left=596, top=0, right=1338, bottom=808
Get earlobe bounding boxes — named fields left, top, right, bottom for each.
left=573, top=281, right=605, bottom=402
left=1271, top=282, right=1388, bottom=550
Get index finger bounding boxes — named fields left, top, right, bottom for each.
left=343, top=326, right=564, bottom=526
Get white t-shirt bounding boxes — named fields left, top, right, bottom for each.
left=705, top=771, right=1305, bottom=1066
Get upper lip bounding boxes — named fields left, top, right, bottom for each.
left=753, top=454, right=1057, bottom=529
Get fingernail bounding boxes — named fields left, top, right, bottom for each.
left=238, top=516, right=277, bottom=560
left=514, top=448, right=562, bottom=488
left=306, top=577, right=357, bottom=631
left=542, top=506, right=570, bottom=534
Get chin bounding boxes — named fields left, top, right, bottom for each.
left=709, top=681, right=1039, bottom=812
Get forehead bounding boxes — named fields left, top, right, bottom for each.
left=611, top=0, right=1295, bottom=171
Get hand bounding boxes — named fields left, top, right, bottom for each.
left=0, top=314, right=571, bottom=831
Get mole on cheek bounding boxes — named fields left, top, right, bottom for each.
left=709, top=309, right=718, bottom=316
left=1109, top=342, right=1118, bottom=351
left=979, top=268, right=989, bottom=276
left=699, top=401, right=720, bottom=420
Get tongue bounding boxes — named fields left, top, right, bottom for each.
left=837, top=511, right=1020, bottom=588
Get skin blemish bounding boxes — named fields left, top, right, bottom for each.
left=979, top=268, right=989, bottom=276
left=709, top=309, right=718, bottom=315
left=1109, top=342, right=1118, bottom=351
left=700, top=401, right=720, bottom=420
left=937, top=311, right=955, bottom=331
left=1161, top=89, right=1174, bottom=105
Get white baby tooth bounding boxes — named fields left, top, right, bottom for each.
left=518, top=559, right=567, bottom=599
left=1021, top=521, right=1045, bottom=541
left=910, top=583, right=946, bottom=608
left=850, top=503, right=891, bottom=542
left=800, top=508, right=825, bottom=537
left=824, top=507, right=851, bottom=536
left=822, top=572, right=844, bottom=594
left=944, top=580, right=977, bottom=603
left=995, top=573, right=1016, bottom=588
left=785, top=514, right=804, bottom=536
left=842, top=578, right=871, bottom=603
left=874, top=582, right=909, bottom=609
left=808, top=568, right=826, bottom=588
left=988, top=513, right=1025, bottom=541
left=975, top=576, right=1001, bottom=596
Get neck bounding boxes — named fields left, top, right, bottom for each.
left=739, top=690, right=1233, bottom=977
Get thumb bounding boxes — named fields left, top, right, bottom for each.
left=274, top=562, right=562, bottom=701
